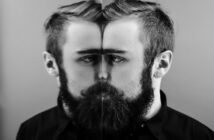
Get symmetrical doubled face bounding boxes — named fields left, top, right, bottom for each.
left=44, top=17, right=173, bottom=132
left=43, top=1, right=173, bottom=133
left=62, top=18, right=145, bottom=100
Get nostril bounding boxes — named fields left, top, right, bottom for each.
left=94, top=72, right=111, bottom=82
left=98, top=77, right=108, bottom=82
left=98, top=72, right=108, bottom=79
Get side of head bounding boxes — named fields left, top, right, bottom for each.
left=103, top=0, right=174, bottom=84
left=43, top=0, right=103, bottom=78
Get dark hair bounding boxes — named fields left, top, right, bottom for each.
left=103, top=0, right=174, bottom=66
left=44, top=0, right=174, bottom=66
left=44, top=0, right=102, bottom=65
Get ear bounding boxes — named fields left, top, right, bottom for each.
left=42, top=51, right=59, bottom=77
left=152, top=50, right=173, bottom=79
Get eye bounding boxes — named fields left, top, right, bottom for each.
left=108, top=55, right=127, bottom=64
left=78, top=55, right=99, bottom=64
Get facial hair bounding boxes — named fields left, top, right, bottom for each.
left=57, top=64, right=154, bottom=134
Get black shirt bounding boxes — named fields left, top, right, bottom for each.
left=16, top=91, right=214, bottom=140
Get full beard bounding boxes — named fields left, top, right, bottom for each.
left=74, top=82, right=130, bottom=134
left=58, top=64, right=154, bottom=135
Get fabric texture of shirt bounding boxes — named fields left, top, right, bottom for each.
left=16, top=91, right=214, bottom=140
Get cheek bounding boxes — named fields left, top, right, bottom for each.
left=111, top=63, right=143, bottom=99
left=121, top=80, right=142, bottom=99
left=64, top=65, right=94, bottom=97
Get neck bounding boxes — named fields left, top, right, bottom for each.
left=62, top=102, right=73, bottom=117
left=144, top=80, right=162, bottom=120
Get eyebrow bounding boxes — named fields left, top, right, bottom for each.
left=77, top=49, right=126, bottom=54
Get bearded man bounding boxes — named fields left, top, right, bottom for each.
left=16, top=0, right=214, bottom=140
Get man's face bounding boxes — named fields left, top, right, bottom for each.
left=61, top=20, right=102, bottom=98
left=102, top=18, right=145, bottom=99
left=59, top=18, right=153, bottom=133
left=62, top=18, right=145, bottom=100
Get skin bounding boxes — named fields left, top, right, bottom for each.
left=102, top=18, right=144, bottom=99
left=62, top=18, right=144, bottom=100
left=61, top=20, right=102, bottom=98
left=43, top=17, right=173, bottom=120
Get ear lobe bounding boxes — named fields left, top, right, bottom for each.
left=153, top=50, right=173, bottom=79
left=43, top=51, right=59, bottom=77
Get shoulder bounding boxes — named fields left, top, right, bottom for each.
left=16, top=106, right=59, bottom=140
left=21, top=106, right=59, bottom=128
left=165, top=106, right=214, bottom=139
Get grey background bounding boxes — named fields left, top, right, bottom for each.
left=0, top=0, right=214, bottom=139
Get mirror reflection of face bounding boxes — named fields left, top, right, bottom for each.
left=103, top=18, right=145, bottom=99
left=61, top=18, right=145, bottom=100
left=61, top=20, right=101, bottom=98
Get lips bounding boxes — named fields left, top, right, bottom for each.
left=95, top=92, right=111, bottom=101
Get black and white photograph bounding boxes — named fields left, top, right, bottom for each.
left=0, top=0, right=214, bottom=139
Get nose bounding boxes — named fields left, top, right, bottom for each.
left=95, top=56, right=111, bottom=81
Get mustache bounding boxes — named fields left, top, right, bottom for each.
left=80, top=82, right=124, bottom=99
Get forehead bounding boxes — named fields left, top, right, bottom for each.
left=103, top=18, right=145, bottom=52
left=63, top=20, right=102, bottom=51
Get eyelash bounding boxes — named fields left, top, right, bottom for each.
left=108, top=55, right=127, bottom=64
left=78, top=55, right=98, bottom=64
left=78, top=55, right=127, bottom=65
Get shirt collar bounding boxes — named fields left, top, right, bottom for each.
left=145, top=90, right=168, bottom=140
left=55, top=96, right=72, bottom=137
